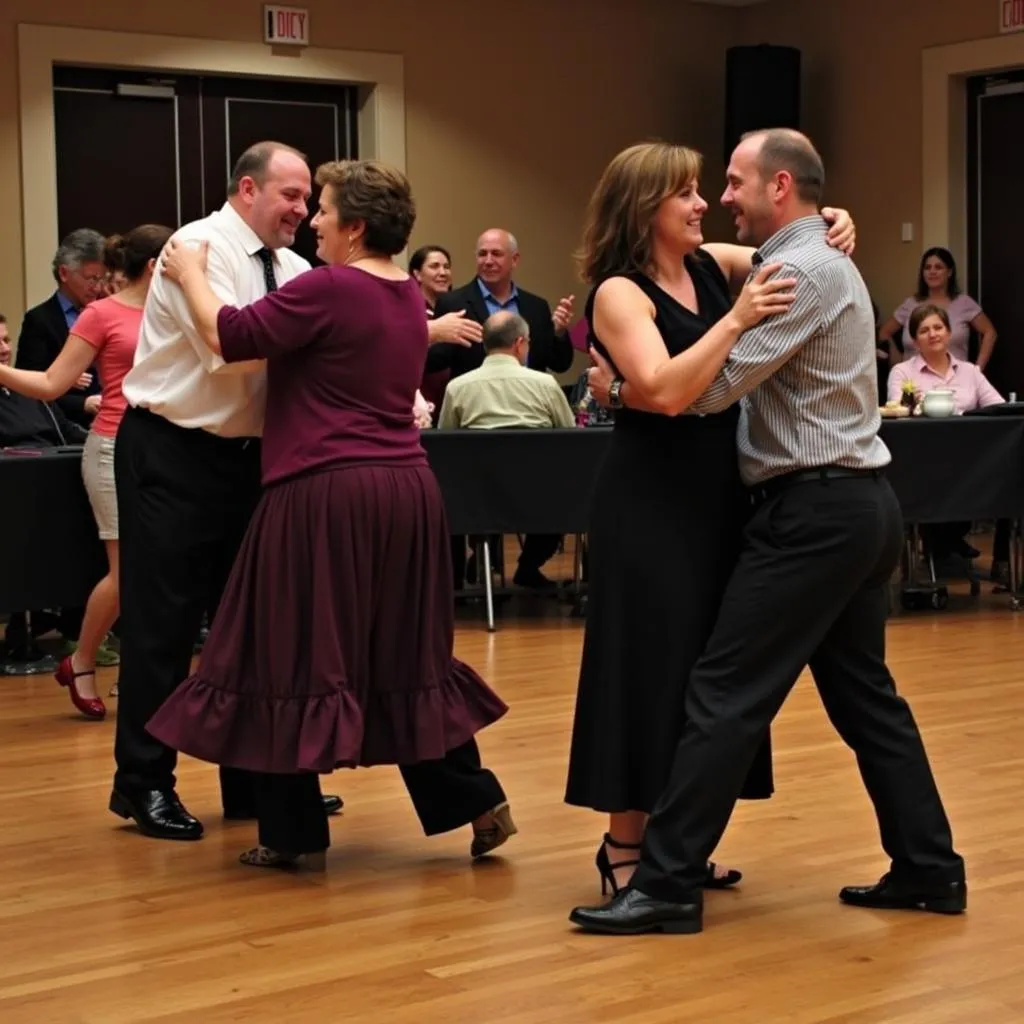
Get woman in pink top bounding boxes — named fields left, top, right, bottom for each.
left=886, top=303, right=1004, bottom=414
left=0, top=224, right=171, bottom=719
left=887, top=302, right=1004, bottom=564
left=879, top=247, right=997, bottom=368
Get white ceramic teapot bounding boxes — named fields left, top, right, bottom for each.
left=921, top=388, right=956, bottom=418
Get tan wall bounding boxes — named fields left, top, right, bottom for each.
left=735, top=0, right=1008, bottom=320
left=1, top=0, right=735, bottom=378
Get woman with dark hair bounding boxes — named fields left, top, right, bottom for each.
left=409, top=244, right=482, bottom=422
left=879, top=247, right=997, bottom=369
left=0, top=224, right=172, bottom=719
left=147, top=160, right=514, bottom=872
left=563, top=141, right=856, bottom=896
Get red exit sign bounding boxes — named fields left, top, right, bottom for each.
left=1001, top=0, right=1024, bottom=33
left=264, top=4, right=310, bottom=46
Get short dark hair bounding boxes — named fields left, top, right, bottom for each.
left=409, top=245, right=452, bottom=274
left=914, top=247, right=960, bottom=301
left=227, top=141, right=307, bottom=196
left=908, top=303, right=951, bottom=340
left=314, top=159, right=416, bottom=256
left=745, top=128, right=825, bottom=204
left=104, top=224, right=174, bottom=282
left=483, top=312, right=529, bottom=352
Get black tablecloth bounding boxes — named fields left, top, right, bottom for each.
left=878, top=416, right=1024, bottom=521
left=0, top=449, right=106, bottom=612
left=5, top=418, right=1024, bottom=613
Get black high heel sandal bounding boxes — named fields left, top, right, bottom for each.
left=704, top=862, right=742, bottom=889
left=596, top=834, right=742, bottom=895
left=595, top=833, right=641, bottom=896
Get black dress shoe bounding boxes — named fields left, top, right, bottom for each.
left=839, top=873, right=966, bottom=915
left=569, top=887, right=703, bottom=935
left=223, top=794, right=344, bottom=820
left=109, top=788, right=204, bottom=841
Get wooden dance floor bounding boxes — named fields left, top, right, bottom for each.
left=1, top=570, right=1023, bottom=1022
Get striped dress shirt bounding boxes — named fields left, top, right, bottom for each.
left=691, top=215, right=890, bottom=485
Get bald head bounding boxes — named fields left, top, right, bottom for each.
left=475, top=228, right=520, bottom=295
left=483, top=310, right=530, bottom=361
left=740, top=128, right=824, bottom=204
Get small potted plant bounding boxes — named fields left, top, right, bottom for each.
left=900, top=380, right=918, bottom=412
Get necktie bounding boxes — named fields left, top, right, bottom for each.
left=256, top=248, right=278, bottom=294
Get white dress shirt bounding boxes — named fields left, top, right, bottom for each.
left=122, top=202, right=310, bottom=437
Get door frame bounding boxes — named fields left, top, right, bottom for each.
left=17, top=23, right=404, bottom=307
left=922, top=32, right=1024, bottom=272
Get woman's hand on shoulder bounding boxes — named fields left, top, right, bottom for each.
left=729, top=262, right=797, bottom=330
left=821, top=207, right=856, bottom=255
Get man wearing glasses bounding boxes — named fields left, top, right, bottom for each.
left=16, top=228, right=106, bottom=427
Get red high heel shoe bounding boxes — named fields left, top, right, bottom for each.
left=55, top=656, right=106, bottom=720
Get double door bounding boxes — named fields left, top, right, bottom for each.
left=53, top=65, right=359, bottom=266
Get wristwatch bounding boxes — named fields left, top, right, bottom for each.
left=608, top=377, right=625, bottom=409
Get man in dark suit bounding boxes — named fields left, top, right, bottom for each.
left=16, top=228, right=106, bottom=427
left=428, top=229, right=577, bottom=590
left=426, top=228, right=576, bottom=379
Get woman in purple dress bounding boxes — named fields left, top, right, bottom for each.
left=147, top=160, right=515, bottom=871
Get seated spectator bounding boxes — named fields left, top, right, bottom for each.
left=886, top=303, right=1004, bottom=414
left=440, top=311, right=574, bottom=589
left=887, top=303, right=1004, bottom=565
left=0, top=312, right=87, bottom=665
left=0, top=313, right=87, bottom=448
left=15, top=229, right=106, bottom=427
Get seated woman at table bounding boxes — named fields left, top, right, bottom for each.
left=0, top=226, right=171, bottom=719
left=887, top=302, right=1005, bottom=563
left=146, top=159, right=514, bottom=872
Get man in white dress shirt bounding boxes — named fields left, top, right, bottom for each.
left=111, top=141, right=341, bottom=841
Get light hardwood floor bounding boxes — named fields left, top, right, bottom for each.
left=1, top=574, right=1022, bottom=1023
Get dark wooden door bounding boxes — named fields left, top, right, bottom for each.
left=968, top=73, right=1024, bottom=394
left=52, top=66, right=357, bottom=265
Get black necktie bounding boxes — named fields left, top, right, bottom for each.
left=256, top=248, right=278, bottom=294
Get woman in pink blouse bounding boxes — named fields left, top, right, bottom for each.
left=887, top=302, right=1004, bottom=563
left=879, top=247, right=997, bottom=369
left=0, top=225, right=172, bottom=718
left=886, top=303, right=1004, bottom=413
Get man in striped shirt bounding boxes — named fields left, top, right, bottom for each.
left=571, top=129, right=965, bottom=936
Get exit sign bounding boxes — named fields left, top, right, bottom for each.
left=264, top=5, right=309, bottom=46
left=1000, top=0, right=1024, bottom=33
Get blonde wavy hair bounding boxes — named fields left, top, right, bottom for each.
left=576, top=141, right=703, bottom=284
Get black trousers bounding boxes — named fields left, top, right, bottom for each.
left=113, top=406, right=262, bottom=808
left=517, top=534, right=562, bottom=573
left=632, top=473, right=965, bottom=902
left=256, top=739, right=505, bottom=853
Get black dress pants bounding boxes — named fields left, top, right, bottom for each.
left=632, top=473, right=965, bottom=902
left=254, top=739, right=505, bottom=853
left=113, top=407, right=261, bottom=809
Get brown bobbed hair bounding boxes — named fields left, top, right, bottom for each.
left=314, top=159, right=416, bottom=257
left=908, top=303, right=951, bottom=341
left=576, top=141, right=703, bottom=284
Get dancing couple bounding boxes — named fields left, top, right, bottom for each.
left=565, top=129, right=965, bottom=934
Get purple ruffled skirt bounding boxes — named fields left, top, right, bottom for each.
left=147, top=462, right=507, bottom=772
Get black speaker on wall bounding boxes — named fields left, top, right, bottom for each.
left=724, top=45, right=801, bottom=163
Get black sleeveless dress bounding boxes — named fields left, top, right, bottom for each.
left=565, top=251, right=774, bottom=813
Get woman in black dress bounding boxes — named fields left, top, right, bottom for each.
left=564, top=141, right=854, bottom=895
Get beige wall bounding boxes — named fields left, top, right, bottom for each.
left=735, top=0, right=1011, bottom=320
left=1, top=0, right=735, bottom=378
